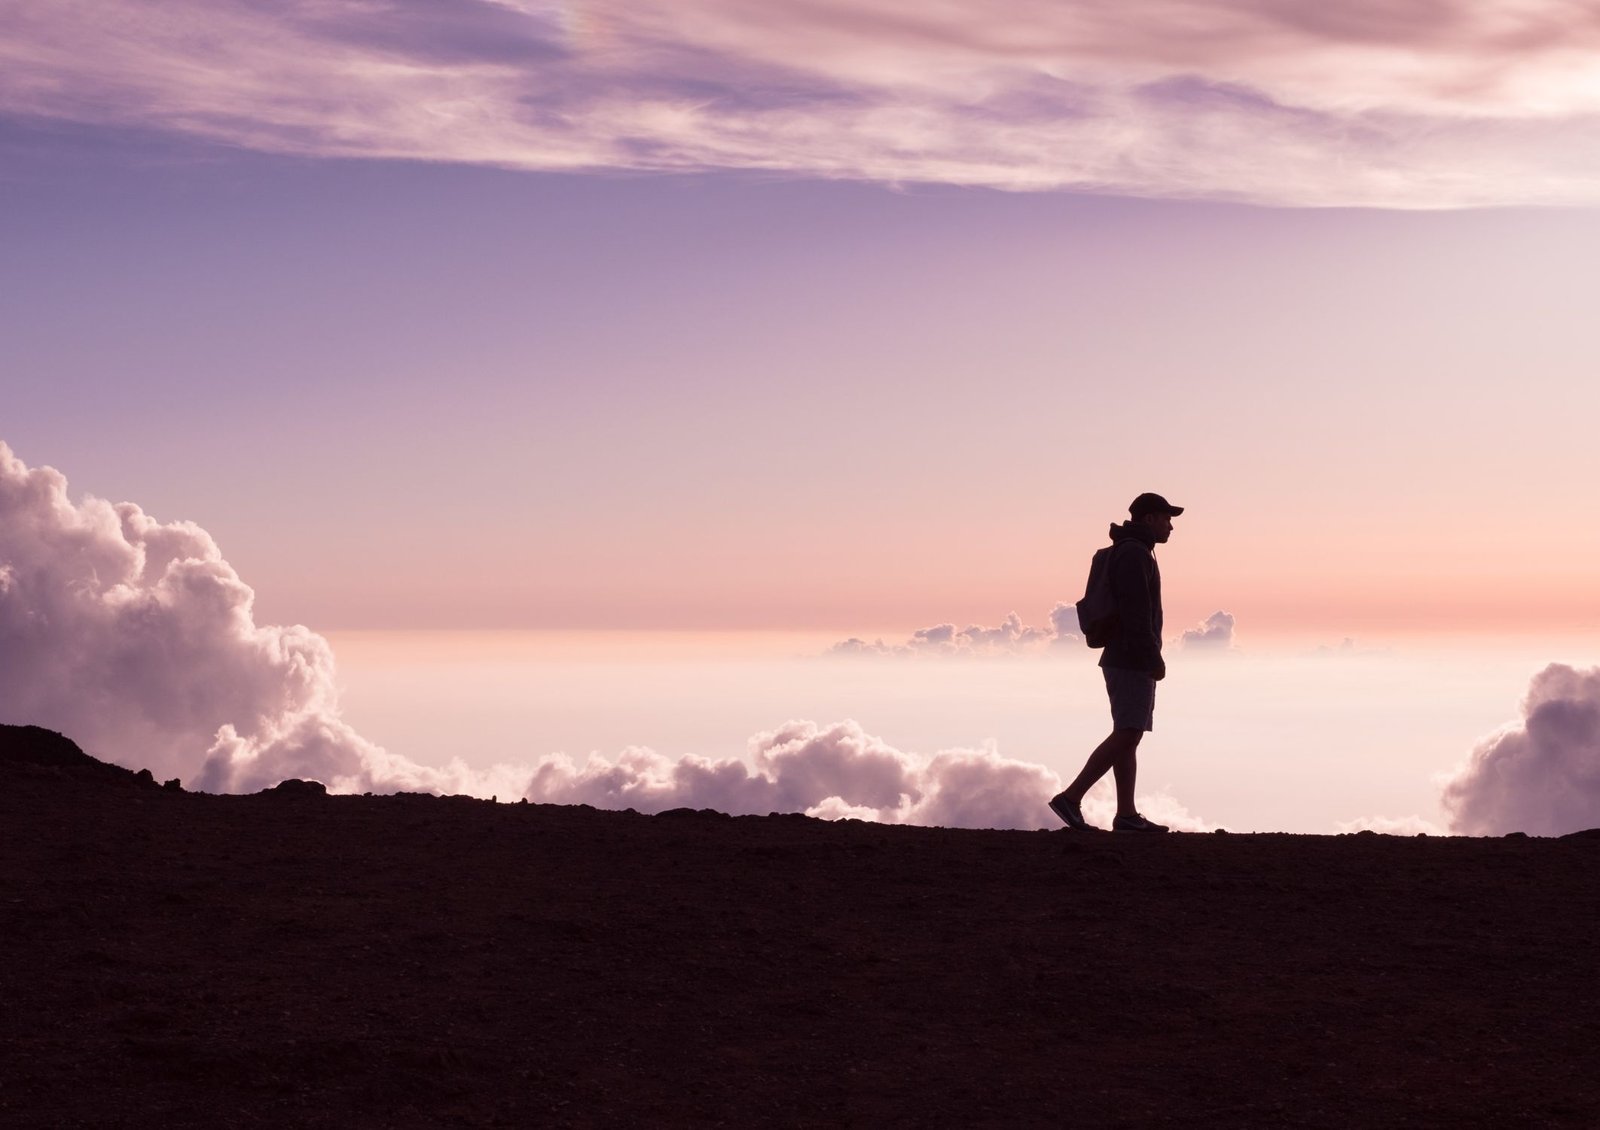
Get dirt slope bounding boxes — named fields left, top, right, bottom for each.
left=2, top=725, right=1596, bottom=1128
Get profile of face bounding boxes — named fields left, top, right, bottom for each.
left=1140, top=512, right=1175, bottom=543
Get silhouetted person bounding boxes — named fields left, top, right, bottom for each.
left=1050, top=493, right=1183, bottom=832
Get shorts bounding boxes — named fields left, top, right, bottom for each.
left=1104, top=667, right=1157, bottom=732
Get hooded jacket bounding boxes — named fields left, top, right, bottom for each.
left=1098, top=521, right=1163, bottom=674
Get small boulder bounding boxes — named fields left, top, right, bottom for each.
left=658, top=806, right=731, bottom=819
left=262, top=778, right=328, bottom=798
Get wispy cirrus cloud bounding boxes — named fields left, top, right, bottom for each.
left=4, top=0, right=1600, bottom=205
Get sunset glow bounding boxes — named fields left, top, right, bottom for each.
left=3, top=1, right=1598, bottom=837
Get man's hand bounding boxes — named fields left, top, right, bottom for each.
left=1152, top=657, right=1167, bottom=682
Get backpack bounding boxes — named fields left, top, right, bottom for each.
left=1075, top=541, right=1140, bottom=648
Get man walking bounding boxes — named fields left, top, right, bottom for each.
left=1049, top=492, right=1183, bottom=833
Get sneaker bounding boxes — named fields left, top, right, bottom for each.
left=1112, top=812, right=1170, bottom=833
left=1048, top=793, right=1096, bottom=831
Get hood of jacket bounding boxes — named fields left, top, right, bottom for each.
left=1109, top=520, right=1157, bottom=548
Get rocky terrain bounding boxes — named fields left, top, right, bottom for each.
left=2, top=723, right=1597, bottom=1128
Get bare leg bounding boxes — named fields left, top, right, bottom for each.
left=1111, top=743, right=1137, bottom=817
left=1057, top=729, right=1143, bottom=810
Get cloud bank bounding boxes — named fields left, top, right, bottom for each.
left=1441, top=663, right=1600, bottom=837
left=5, top=1, right=1600, bottom=206
left=531, top=719, right=1054, bottom=828
left=832, top=605, right=1241, bottom=658
left=1, top=441, right=1209, bottom=830
left=530, top=718, right=1211, bottom=831
left=830, top=605, right=1080, bottom=657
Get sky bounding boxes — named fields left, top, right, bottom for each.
left=2, top=1, right=1599, bottom=833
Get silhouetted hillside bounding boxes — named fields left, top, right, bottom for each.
left=2, top=725, right=1597, bottom=1128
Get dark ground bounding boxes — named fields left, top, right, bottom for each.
left=3, top=724, right=1598, bottom=1128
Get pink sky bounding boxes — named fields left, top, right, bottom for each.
left=4, top=4, right=1598, bottom=838
left=4, top=428, right=1593, bottom=832
left=2, top=1, right=1598, bottom=638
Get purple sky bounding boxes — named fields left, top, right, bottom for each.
left=4, top=5, right=1600, bottom=634
left=4, top=5, right=1600, bottom=833
left=8, top=1, right=1600, bottom=205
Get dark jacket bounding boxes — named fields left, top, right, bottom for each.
left=1098, top=521, right=1163, bottom=674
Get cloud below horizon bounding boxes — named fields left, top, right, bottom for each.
left=1180, top=610, right=1236, bottom=650
left=5, top=0, right=1600, bottom=206
left=831, top=605, right=1242, bottom=658
left=829, top=605, right=1080, bottom=657
left=1441, top=663, right=1600, bottom=837
left=528, top=718, right=1211, bottom=830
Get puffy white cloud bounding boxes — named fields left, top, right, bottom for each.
left=1048, top=602, right=1081, bottom=641
left=524, top=719, right=1058, bottom=828
left=830, top=604, right=1080, bottom=657
left=1440, top=663, right=1600, bottom=836
left=4, top=1, right=1600, bottom=205
left=523, top=717, right=1212, bottom=831
left=1180, top=610, right=1236, bottom=650
left=0, top=441, right=520, bottom=796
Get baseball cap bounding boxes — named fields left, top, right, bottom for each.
left=1129, top=492, right=1184, bottom=519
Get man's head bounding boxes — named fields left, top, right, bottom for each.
left=1129, top=492, right=1183, bottom=543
